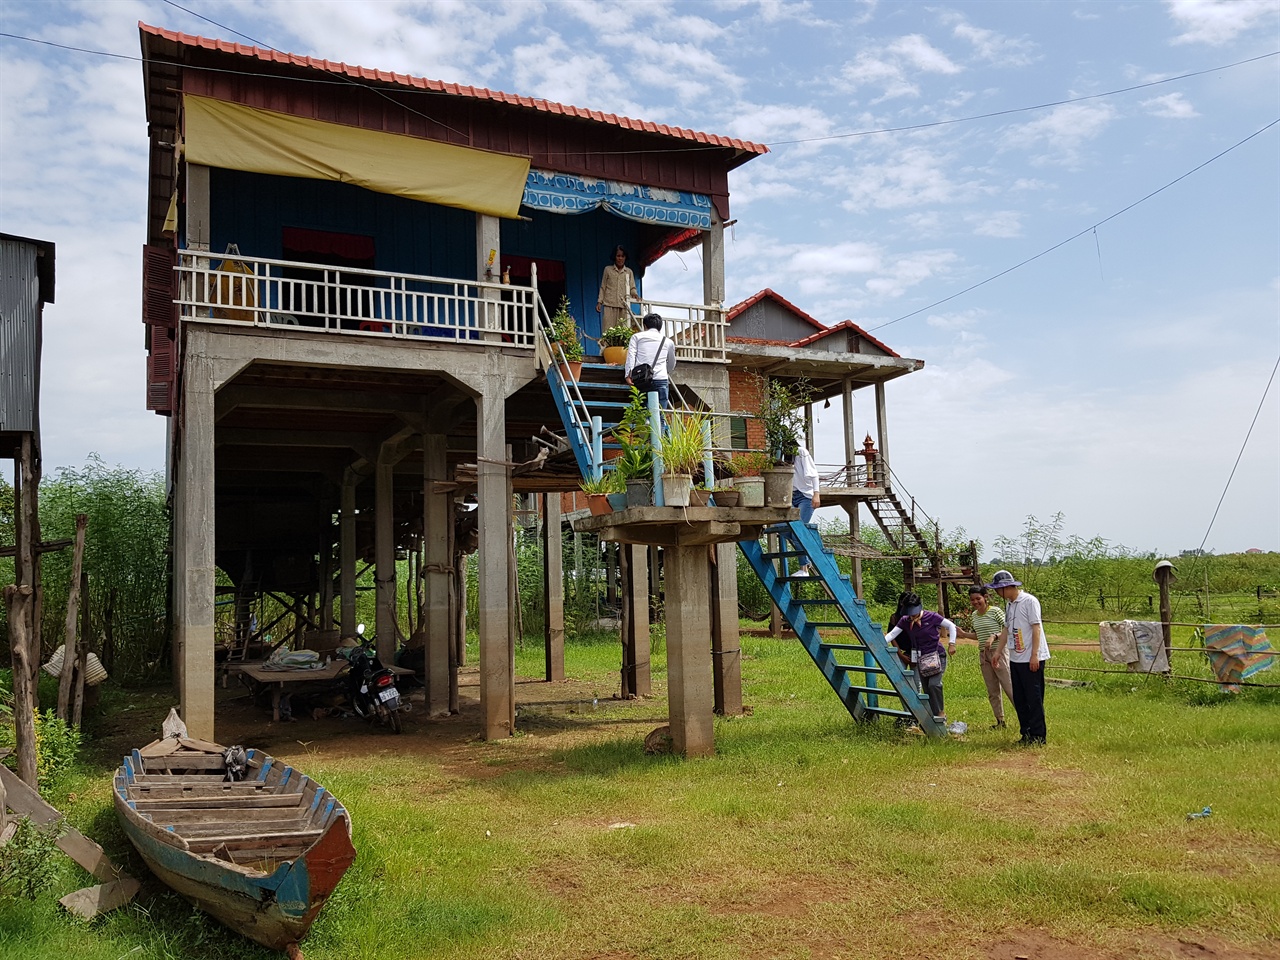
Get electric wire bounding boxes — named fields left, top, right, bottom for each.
left=1195, top=354, right=1280, bottom=556
left=866, top=117, right=1280, bottom=332
left=1, top=27, right=1275, bottom=157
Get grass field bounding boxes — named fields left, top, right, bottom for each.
left=1, top=623, right=1277, bottom=960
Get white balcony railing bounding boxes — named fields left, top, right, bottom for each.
left=174, top=251, right=728, bottom=362
left=633, top=298, right=727, bottom=364
left=176, top=251, right=538, bottom=347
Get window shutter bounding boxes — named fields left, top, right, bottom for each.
left=146, top=326, right=176, bottom=414
left=142, top=243, right=177, bottom=329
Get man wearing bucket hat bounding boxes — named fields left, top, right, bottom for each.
left=986, top=570, right=1050, bottom=744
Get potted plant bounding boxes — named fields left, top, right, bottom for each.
left=753, top=374, right=810, bottom=507
left=598, top=322, right=633, bottom=366
left=614, top=388, right=654, bottom=507
left=658, top=410, right=709, bottom=507
left=727, top=451, right=770, bottom=507
left=690, top=482, right=713, bottom=508
left=580, top=473, right=619, bottom=516
left=549, top=295, right=584, bottom=380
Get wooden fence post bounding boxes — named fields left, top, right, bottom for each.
left=4, top=584, right=38, bottom=787
left=1154, top=560, right=1176, bottom=670
left=57, top=514, right=89, bottom=720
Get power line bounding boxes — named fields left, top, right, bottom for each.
left=1196, top=354, right=1280, bottom=555
left=1, top=27, right=1275, bottom=157
left=867, top=117, right=1280, bottom=333
left=769, top=51, right=1279, bottom=146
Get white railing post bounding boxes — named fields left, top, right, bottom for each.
left=702, top=421, right=714, bottom=490
left=591, top=415, right=604, bottom=481
left=649, top=391, right=664, bottom=507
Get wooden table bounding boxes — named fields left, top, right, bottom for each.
left=236, top=661, right=412, bottom=721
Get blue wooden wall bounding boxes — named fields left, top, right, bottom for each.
left=207, top=169, right=646, bottom=342
left=501, top=209, right=646, bottom=343
left=209, top=169, right=476, bottom=281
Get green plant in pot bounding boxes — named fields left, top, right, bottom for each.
left=751, top=374, right=810, bottom=506
left=614, top=387, right=654, bottom=506
left=549, top=296, right=584, bottom=368
left=659, top=410, right=708, bottom=507
left=580, top=472, right=620, bottom=516
left=599, top=321, right=634, bottom=363
left=728, top=451, right=770, bottom=506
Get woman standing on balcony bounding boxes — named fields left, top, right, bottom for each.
left=596, top=246, right=638, bottom=328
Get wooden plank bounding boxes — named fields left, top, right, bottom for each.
left=58, top=877, right=140, bottom=919
left=179, top=737, right=225, bottom=754
left=150, top=754, right=228, bottom=771
left=0, top=766, right=126, bottom=882
left=131, top=794, right=304, bottom=811
left=187, top=829, right=322, bottom=853
left=131, top=773, right=228, bottom=784
left=165, top=817, right=314, bottom=837
left=139, top=739, right=182, bottom=758
left=56, top=514, right=88, bottom=720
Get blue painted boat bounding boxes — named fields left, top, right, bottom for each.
left=113, top=739, right=355, bottom=954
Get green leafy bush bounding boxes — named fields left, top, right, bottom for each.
left=0, top=816, right=61, bottom=901
left=34, top=709, right=81, bottom=792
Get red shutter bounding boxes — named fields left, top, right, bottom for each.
left=146, top=326, right=176, bottom=414
left=142, top=243, right=177, bottom=329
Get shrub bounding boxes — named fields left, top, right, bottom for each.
left=0, top=816, right=61, bottom=901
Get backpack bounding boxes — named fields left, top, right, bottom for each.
left=630, top=335, right=668, bottom=393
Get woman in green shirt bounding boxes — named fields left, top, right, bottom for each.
left=957, top=586, right=1013, bottom=729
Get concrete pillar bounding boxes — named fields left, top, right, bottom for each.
left=875, top=382, right=891, bottom=485
left=423, top=435, right=451, bottom=716
left=476, top=214, right=502, bottom=340
left=340, top=470, right=357, bottom=637
left=176, top=353, right=216, bottom=740
left=702, top=209, right=725, bottom=307
left=543, top=493, right=565, bottom=682
left=845, top=504, right=864, bottom=599
left=711, top=542, right=742, bottom=715
left=374, top=453, right=396, bottom=664
left=664, top=545, right=715, bottom=758
left=477, top=389, right=514, bottom=739
left=620, top=544, right=650, bottom=697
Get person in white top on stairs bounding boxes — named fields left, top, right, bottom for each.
left=624, top=313, right=676, bottom=408
left=787, top=443, right=821, bottom=577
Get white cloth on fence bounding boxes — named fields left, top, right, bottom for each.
left=1098, top=620, right=1168, bottom=673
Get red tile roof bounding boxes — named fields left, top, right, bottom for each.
left=726, top=288, right=826, bottom=332
left=726, top=289, right=900, bottom=357
left=790, top=320, right=899, bottom=358
left=139, top=23, right=769, bottom=156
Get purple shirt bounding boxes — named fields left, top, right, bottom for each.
left=896, top=610, right=947, bottom=658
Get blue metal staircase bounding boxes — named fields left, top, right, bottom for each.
left=740, top=521, right=947, bottom=736
left=546, top=361, right=631, bottom=478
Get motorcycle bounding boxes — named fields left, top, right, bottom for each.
left=339, top=625, right=407, bottom=733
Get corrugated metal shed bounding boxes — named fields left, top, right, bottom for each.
left=0, top=233, right=54, bottom=449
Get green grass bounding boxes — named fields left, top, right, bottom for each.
left=1, top=628, right=1276, bottom=959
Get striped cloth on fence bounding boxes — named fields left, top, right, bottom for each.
left=1203, top=625, right=1273, bottom=692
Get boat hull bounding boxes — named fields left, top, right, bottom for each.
left=114, top=744, right=355, bottom=952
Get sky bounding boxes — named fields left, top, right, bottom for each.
left=1, top=0, right=1277, bottom=557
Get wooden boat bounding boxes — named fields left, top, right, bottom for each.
left=113, top=738, right=355, bottom=955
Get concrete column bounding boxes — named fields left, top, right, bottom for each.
left=664, top=545, right=715, bottom=758
left=842, top=376, right=856, bottom=474
left=476, top=214, right=502, bottom=341
left=176, top=353, right=216, bottom=740
left=543, top=493, right=565, bottom=682
left=845, top=504, right=864, bottom=599
left=701, top=209, right=725, bottom=307
left=374, top=453, right=396, bottom=664
left=423, top=435, right=451, bottom=716
left=340, top=470, right=357, bottom=637
left=875, top=382, right=891, bottom=485
left=711, top=542, right=742, bottom=715
left=477, top=389, right=514, bottom=739
left=620, top=544, right=650, bottom=697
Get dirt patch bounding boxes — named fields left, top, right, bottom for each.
left=987, top=929, right=1278, bottom=960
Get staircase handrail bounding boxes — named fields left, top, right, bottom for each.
left=884, top=463, right=939, bottom=539
left=533, top=294, right=599, bottom=478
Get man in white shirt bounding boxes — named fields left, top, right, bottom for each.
left=624, top=313, right=676, bottom=408
left=788, top=444, right=821, bottom=577
left=988, top=569, right=1050, bottom=745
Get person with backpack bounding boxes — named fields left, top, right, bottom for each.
left=624, top=313, right=676, bottom=408
left=882, top=591, right=957, bottom=725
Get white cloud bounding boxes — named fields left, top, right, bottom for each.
left=840, top=34, right=961, bottom=101
left=970, top=210, right=1024, bottom=238
left=941, top=12, right=1036, bottom=67
left=835, top=146, right=982, bottom=211
left=1165, top=0, right=1279, bottom=46
left=1141, top=92, right=1199, bottom=118
left=1002, top=102, right=1116, bottom=167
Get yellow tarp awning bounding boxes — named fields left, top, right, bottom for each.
left=183, top=94, right=530, bottom=219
